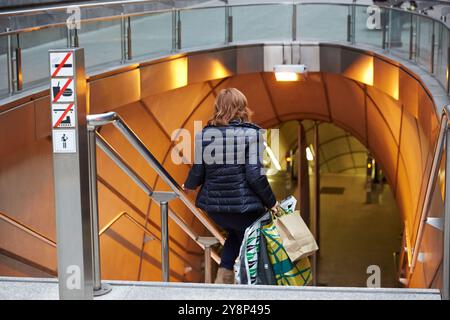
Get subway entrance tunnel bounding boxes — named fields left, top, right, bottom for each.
left=0, top=1, right=449, bottom=299
left=0, top=43, right=444, bottom=289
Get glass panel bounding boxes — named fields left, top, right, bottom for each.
left=181, top=7, right=225, bottom=49
left=20, top=26, right=67, bottom=89
left=435, top=23, right=448, bottom=90
left=354, top=5, right=383, bottom=48
left=232, top=4, right=292, bottom=42
left=389, top=9, right=412, bottom=60
left=416, top=16, right=434, bottom=70
left=79, top=19, right=122, bottom=70
left=0, top=35, right=8, bottom=96
left=131, top=12, right=172, bottom=59
left=298, top=4, right=349, bottom=42
left=419, top=140, right=445, bottom=289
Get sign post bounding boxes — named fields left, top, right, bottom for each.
left=50, top=48, right=93, bottom=300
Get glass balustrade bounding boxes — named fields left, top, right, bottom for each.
left=180, top=7, right=226, bottom=49
left=78, top=19, right=122, bottom=70
left=354, top=4, right=384, bottom=48
left=0, top=3, right=448, bottom=99
left=232, top=4, right=292, bottom=42
left=298, top=4, right=349, bottom=42
left=388, top=9, right=413, bottom=60
left=131, top=11, right=173, bottom=59
left=435, top=23, right=449, bottom=90
left=416, top=15, right=435, bottom=71
left=20, top=26, right=67, bottom=90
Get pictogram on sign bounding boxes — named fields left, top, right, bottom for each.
left=50, top=52, right=74, bottom=77
left=51, top=78, right=74, bottom=103
left=52, top=103, right=75, bottom=128
left=53, top=129, right=77, bottom=153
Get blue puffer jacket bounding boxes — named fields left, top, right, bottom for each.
left=184, top=120, right=277, bottom=215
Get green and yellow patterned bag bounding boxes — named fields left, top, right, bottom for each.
left=261, top=220, right=312, bottom=286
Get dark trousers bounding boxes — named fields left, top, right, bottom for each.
left=208, top=211, right=262, bottom=270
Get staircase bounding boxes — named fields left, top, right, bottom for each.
left=0, top=277, right=441, bottom=300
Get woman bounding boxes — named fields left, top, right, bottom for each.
left=182, top=88, right=278, bottom=284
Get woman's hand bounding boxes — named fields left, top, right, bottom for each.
left=182, top=184, right=192, bottom=194
left=270, top=201, right=279, bottom=215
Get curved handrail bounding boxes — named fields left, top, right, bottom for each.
left=2, top=1, right=449, bottom=37
left=410, top=109, right=449, bottom=273
left=87, top=111, right=225, bottom=246
left=1, top=1, right=449, bottom=100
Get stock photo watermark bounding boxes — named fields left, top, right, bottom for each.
left=66, top=6, right=81, bottom=30
left=170, top=121, right=281, bottom=175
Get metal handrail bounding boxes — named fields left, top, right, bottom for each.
left=1, top=1, right=449, bottom=96
left=0, top=211, right=56, bottom=248
left=95, top=133, right=221, bottom=263
left=99, top=210, right=154, bottom=237
left=87, top=111, right=225, bottom=245
left=2, top=1, right=449, bottom=36
left=410, top=110, right=449, bottom=273
left=98, top=211, right=205, bottom=271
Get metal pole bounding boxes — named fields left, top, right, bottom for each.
left=120, top=13, right=126, bottom=63
left=431, top=21, right=435, bottom=74
left=160, top=201, right=170, bottom=282
left=172, top=8, right=177, bottom=52
left=312, top=121, right=320, bottom=286
left=225, top=4, right=233, bottom=44
left=177, top=10, right=181, bottom=50
left=292, top=3, right=297, bottom=42
left=409, top=14, right=414, bottom=60
left=351, top=1, right=356, bottom=45
left=298, top=121, right=310, bottom=225
left=87, top=127, right=112, bottom=296
left=347, top=8, right=352, bottom=43
left=127, top=16, right=132, bottom=60
left=50, top=48, right=93, bottom=299
left=381, top=9, right=386, bottom=50
left=443, top=123, right=450, bottom=300
left=204, top=246, right=212, bottom=284
left=15, top=47, right=22, bottom=91
left=6, top=29, right=14, bottom=94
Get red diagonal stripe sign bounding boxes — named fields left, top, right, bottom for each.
left=51, top=52, right=72, bottom=78
left=53, top=103, right=74, bottom=128
left=52, top=78, right=72, bottom=103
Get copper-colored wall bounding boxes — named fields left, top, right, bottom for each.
left=0, top=44, right=443, bottom=288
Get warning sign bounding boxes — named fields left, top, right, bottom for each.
left=50, top=52, right=74, bottom=77
left=52, top=103, right=75, bottom=128
left=53, top=129, right=77, bottom=153
left=51, top=78, right=74, bottom=103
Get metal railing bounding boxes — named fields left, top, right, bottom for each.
left=0, top=211, right=56, bottom=248
left=86, top=111, right=223, bottom=292
left=402, top=108, right=450, bottom=299
left=0, top=208, right=206, bottom=282
left=1, top=2, right=450, bottom=97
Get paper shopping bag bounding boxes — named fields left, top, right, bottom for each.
left=274, top=210, right=318, bottom=262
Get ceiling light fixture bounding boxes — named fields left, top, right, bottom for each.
left=274, top=64, right=308, bottom=82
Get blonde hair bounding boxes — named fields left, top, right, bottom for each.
left=208, top=88, right=253, bottom=126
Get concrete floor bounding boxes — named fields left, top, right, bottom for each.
left=269, top=171, right=403, bottom=288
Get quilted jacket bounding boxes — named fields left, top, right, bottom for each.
left=184, top=120, right=277, bottom=215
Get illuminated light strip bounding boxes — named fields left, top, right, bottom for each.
left=264, top=141, right=281, bottom=171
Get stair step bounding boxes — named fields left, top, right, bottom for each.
left=0, top=277, right=441, bottom=300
